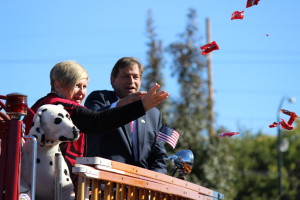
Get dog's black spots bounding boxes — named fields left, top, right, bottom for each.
left=41, top=108, right=47, bottom=112
left=36, top=158, right=40, bottom=163
left=64, top=169, right=68, bottom=175
left=51, top=141, right=54, bottom=144
left=36, top=127, right=40, bottom=133
left=66, top=178, right=70, bottom=182
left=59, top=136, right=68, bottom=141
left=32, top=135, right=38, bottom=139
left=50, top=161, right=53, bottom=165
left=66, top=113, right=70, bottom=119
left=41, top=134, right=45, bottom=143
left=58, top=113, right=64, bottom=118
left=54, top=118, right=62, bottom=124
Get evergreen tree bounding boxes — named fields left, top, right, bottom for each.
left=201, top=127, right=238, bottom=199
left=143, top=9, right=164, bottom=90
left=165, top=9, right=239, bottom=200
left=166, top=7, right=208, bottom=182
left=143, top=7, right=300, bottom=200
left=143, top=9, right=169, bottom=118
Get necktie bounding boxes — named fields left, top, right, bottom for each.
left=130, top=121, right=134, bottom=133
left=130, top=121, right=138, bottom=161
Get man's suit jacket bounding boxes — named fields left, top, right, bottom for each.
left=84, top=90, right=167, bottom=174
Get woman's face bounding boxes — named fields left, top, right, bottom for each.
left=55, top=78, right=88, bottom=104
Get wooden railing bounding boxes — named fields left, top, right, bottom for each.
left=73, top=157, right=224, bottom=200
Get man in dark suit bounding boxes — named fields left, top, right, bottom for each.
left=84, top=57, right=167, bottom=174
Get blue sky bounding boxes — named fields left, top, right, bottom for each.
left=1, top=0, right=300, bottom=136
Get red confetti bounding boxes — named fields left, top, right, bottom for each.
left=269, top=122, right=278, bottom=128
left=246, top=0, right=260, bottom=8
left=279, top=119, right=294, bottom=130
left=231, top=11, right=245, bottom=20
left=269, top=109, right=298, bottom=130
left=200, top=41, right=219, bottom=55
left=218, top=132, right=240, bottom=137
left=288, top=116, right=297, bottom=125
left=281, top=109, right=299, bottom=125
left=269, top=120, right=294, bottom=130
left=280, top=109, right=298, bottom=118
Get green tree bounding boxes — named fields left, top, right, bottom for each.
left=281, top=120, right=300, bottom=199
left=143, top=9, right=164, bottom=90
left=142, top=7, right=300, bottom=200
left=233, top=131, right=278, bottom=200
left=166, top=7, right=209, bottom=183
left=142, top=9, right=169, bottom=117
left=201, top=127, right=238, bottom=199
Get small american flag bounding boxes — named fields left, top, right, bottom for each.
left=157, top=125, right=180, bottom=149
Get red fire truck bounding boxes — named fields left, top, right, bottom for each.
left=0, top=93, right=225, bottom=200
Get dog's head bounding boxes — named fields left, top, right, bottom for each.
left=28, top=104, right=80, bottom=146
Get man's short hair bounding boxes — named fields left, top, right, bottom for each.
left=111, top=57, right=144, bottom=78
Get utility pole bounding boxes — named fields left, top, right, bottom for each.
left=206, top=18, right=215, bottom=138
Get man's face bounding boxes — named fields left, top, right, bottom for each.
left=111, top=64, right=142, bottom=98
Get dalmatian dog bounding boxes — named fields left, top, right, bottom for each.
left=20, top=104, right=80, bottom=200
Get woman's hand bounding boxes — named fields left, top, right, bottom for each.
left=117, top=91, right=146, bottom=107
left=142, top=83, right=169, bottom=111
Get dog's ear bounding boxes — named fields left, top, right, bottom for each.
left=32, top=110, right=42, bottom=124
left=28, top=110, right=44, bottom=142
left=57, top=104, right=64, bottom=109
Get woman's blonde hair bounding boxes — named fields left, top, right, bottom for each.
left=50, top=60, right=89, bottom=96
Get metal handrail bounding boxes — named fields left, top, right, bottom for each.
left=55, top=153, right=62, bottom=200
left=22, top=134, right=37, bottom=200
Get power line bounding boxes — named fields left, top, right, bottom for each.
left=219, top=49, right=300, bottom=55
left=214, top=60, right=300, bottom=64
left=215, top=89, right=300, bottom=95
